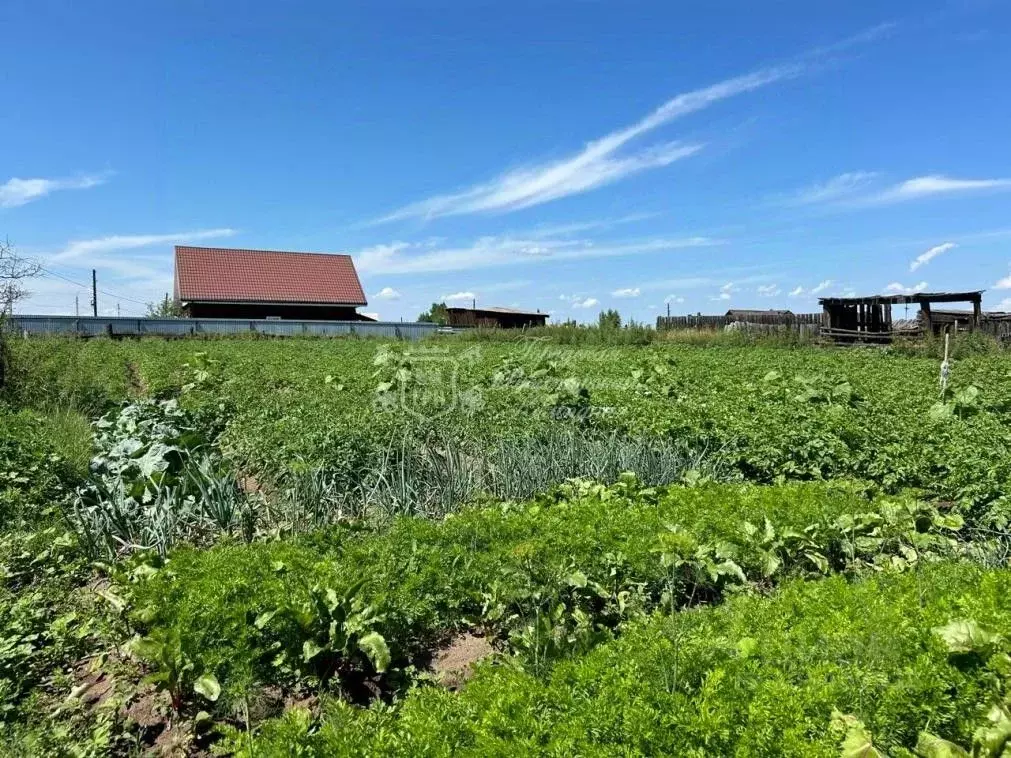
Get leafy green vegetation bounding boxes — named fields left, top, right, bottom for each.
left=6, top=337, right=1009, bottom=527
left=121, top=479, right=963, bottom=709
left=0, top=334, right=1009, bottom=755
left=228, top=562, right=1011, bottom=757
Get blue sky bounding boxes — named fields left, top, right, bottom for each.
left=3, top=0, right=1011, bottom=321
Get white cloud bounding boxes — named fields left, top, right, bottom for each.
left=910, top=242, right=956, bottom=271
left=782, top=171, right=878, bottom=205
left=525, top=213, right=659, bottom=239
left=884, top=281, right=929, bottom=295
left=0, top=172, right=109, bottom=208
left=874, top=175, right=1011, bottom=203
left=374, top=286, right=401, bottom=300
left=663, top=294, right=685, bottom=304
left=612, top=287, right=640, bottom=298
left=441, top=291, right=476, bottom=303
left=572, top=297, right=599, bottom=309
left=711, top=283, right=735, bottom=301
left=789, top=286, right=805, bottom=297
left=781, top=174, right=1011, bottom=209
left=996, top=298, right=1011, bottom=312
left=374, top=64, right=803, bottom=223
left=810, top=279, right=833, bottom=295
left=52, top=228, right=237, bottom=262
left=757, top=284, right=781, bottom=297
left=994, top=273, right=1011, bottom=289
left=353, top=234, right=717, bottom=275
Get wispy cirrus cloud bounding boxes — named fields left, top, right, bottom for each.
left=1, top=172, right=110, bottom=208
left=780, top=171, right=879, bottom=206
left=810, top=279, right=833, bottom=295
left=571, top=297, right=599, bottom=309
left=994, top=272, right=1011, bottom=290
left=910, top=242, right=956, bottom=271
left=52, top=228, right=238, bottom=262
left=873, top=175, right=1011, bottom=204
left=757, top=284, right=781, bottom=297
left=789, top=286, right=805, bottom=297
left=353, top=234, right=717, bottom=275
left=373, top=64, right=806, bottom=224
left=524, top=213, right=660, bottom=239
left=782, top=173, right=1011, bottom=209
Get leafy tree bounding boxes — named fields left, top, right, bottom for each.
left=417, top=302, right=448, bottom=325
left=147, top=293, right=185, bottom=318
left=598, top=309, right=622, bottom=330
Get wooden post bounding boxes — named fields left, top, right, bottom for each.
left=919, top=300, right=932, bottom=335
left=972, top=294, right=982, bottom=330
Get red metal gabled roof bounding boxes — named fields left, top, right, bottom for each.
left=174, top=246, right=367, bottom=306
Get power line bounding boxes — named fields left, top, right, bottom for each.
left=40, top=268, right=151, bottom=307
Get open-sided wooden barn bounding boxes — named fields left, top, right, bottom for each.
left=445, top=306, right=548, bottom=329
left=174, top=246, right=371, bottom=320
left=818, top=291, right=984, bottom=342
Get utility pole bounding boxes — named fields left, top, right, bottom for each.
left=75, top=294, right=79, bottom=317
left=117, top=302, right=121, bottom=317
left=91, top=269, right=98, bottom=317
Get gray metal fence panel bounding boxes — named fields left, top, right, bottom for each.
left=5, top=316, right=448, bottom=341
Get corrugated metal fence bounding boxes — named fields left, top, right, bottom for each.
left=4, top=315, right=448, bottom=341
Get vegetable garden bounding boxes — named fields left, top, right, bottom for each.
left=1, top=333, right=1009, bottom=756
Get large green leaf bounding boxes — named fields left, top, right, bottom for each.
left=302, top=639, right=325, bottom=662
left=932, top=620, right=1000, bottom=656
left=358, top=631, right=391, bottom=673
left=973, top=705, right=1011, bottom=757
left=193, top=672, right=221, bottom=702
left=915, top=732, right=969, bottom=757
left=832, top=710, right=884, bottom=758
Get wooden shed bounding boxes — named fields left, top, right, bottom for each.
left=445, top=306, right=548, bottom=329
left=819, top=291, right=983, bottom=342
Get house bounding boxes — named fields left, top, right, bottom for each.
left=725, top=309, right=795, bottom=324
left=174, top=246, right=371, bottom=320
left=445, top=306, right=548, bottom=329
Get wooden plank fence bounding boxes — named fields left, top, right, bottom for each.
left=656, top=313, right=823, bottom=331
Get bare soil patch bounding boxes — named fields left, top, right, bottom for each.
left=431, top=632, right=494, bottom=690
